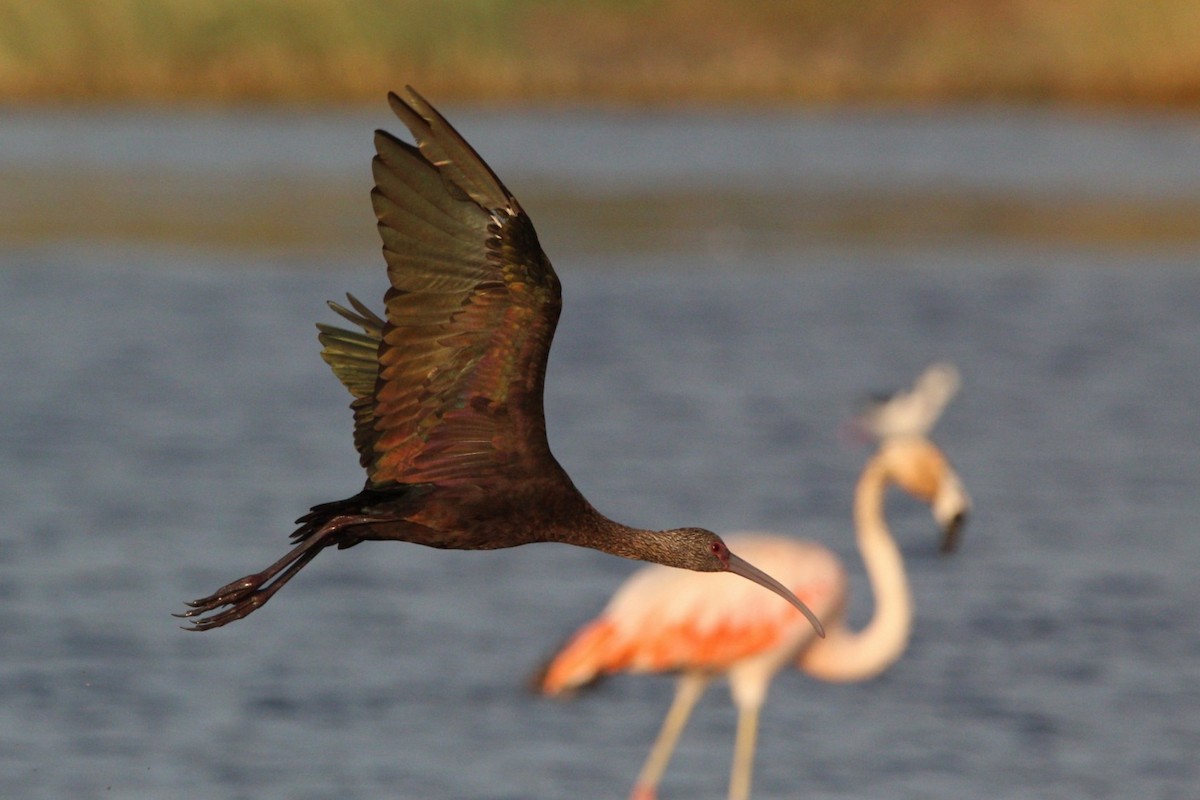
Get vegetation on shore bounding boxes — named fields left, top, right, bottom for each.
left=2, top=0, right=1199, bottom=107
left=6, top=167, right=1200, bottom=254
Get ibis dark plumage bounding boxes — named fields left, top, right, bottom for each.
left=179, top=88, right=823, bottom=638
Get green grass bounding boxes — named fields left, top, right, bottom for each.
left=1, top=0, right=1199, bottom=106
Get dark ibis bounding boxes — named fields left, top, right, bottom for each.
left=179, top=88, right=824, bottom=637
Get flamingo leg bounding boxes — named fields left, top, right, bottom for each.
left=727, top=702, right=761, bottom=800
left=629, top=671, right=710, bottom=800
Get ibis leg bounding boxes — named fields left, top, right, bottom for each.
left=176, top=515, right=373, bottom=630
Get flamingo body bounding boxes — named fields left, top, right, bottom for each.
left=542, top=537, right=843, bottom=690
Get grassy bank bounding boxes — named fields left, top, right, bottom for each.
left=2, top=0, right=1199, bottom=107
left=6, top=167, right=1200, bottom=254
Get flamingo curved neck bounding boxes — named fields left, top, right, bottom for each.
left=800, top=455, right=914, bottom=683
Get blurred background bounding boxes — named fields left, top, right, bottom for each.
left=1, top=2, right=1198, bottom=799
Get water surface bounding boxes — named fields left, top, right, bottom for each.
left=0, top=108, right=1197, bottom=800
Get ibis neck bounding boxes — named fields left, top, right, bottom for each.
left=552, top=505, right=658, bottom=562
left=800, top=454, right=914, bottom=683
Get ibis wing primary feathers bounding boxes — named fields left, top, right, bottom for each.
left=347, top=87, right=563, bottom=489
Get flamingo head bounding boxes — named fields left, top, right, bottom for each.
left=878, top=435, right=971, bottom=554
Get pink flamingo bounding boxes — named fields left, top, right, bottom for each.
left=536, top=435, right=970, bottom=800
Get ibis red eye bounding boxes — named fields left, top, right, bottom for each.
left=709, top=540, right=731, bottom=569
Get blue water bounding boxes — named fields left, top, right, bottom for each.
left=1, top=107, right=1199, bottom=800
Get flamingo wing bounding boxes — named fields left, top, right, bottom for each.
left=539, top=536, right=844, bottom=693
left=338, top=87, right=562, bottom=489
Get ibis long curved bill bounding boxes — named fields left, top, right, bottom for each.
left=726, top=551, right=826, bottom=638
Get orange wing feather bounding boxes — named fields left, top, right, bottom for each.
left=539, top=537, right=844, bottom=694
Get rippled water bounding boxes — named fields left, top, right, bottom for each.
left=1, top=108, right=1198, bottom=799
